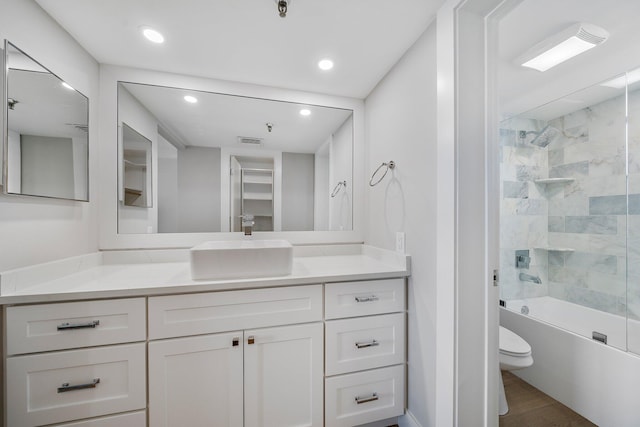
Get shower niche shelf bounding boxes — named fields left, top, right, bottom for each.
left=534, top=178, right=575, bottom=185
left=533, top=247, right=574, bottom=253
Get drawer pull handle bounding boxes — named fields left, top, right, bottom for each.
left=355, top=296, right=379, bottom=303
left=355, top=340, right=379, bottom=349
left=232, top=337, right=240, bottom=347
left=248, top=335, right=255, bottom=345
left=57, top=320, right=100, bottom=330
left=58, top=378, right=100, bottom=393
left=355, top=393, right=379, bottom=404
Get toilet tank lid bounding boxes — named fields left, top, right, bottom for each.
left=499, top=326, right=531, bottom=355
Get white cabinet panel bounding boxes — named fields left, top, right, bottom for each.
left=325, top=279, right=405, bottom=319
left=244, top=323, right=323, bottom=427
left=6, top=298, right=146, bottom=355
left=325, top=313, right=405, bottom=376
left=149, top=332, right=243, bottom=427
left=325, top=365, right=405, bottom=427
left=6, top=343, right=146, bottom=427
left=54, top=411, right=146, bottom=426
left=149, top=285, right=322, bottom=339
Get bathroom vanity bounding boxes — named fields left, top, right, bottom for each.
left=0, top=244, right=409, bottom=427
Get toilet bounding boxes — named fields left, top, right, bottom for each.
left=499, top=326, right=533, bottom=415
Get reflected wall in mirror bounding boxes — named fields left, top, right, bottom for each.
left=3, top=41, right=89, bottom=201
left=117, top=82, right=353, bottom=234
left=122, top=123, right=152, bottom=208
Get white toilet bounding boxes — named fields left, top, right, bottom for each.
left=498, top=326, right=533, bottom=415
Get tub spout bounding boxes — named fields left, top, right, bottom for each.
left=519, top=272, right=541, bottom=284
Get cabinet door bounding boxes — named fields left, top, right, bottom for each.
left=244, top=323, right=323, bottom=427
left=149, top=332, right=243, bottom=427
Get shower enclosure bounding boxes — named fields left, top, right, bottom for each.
left=500, top=69, right=640, bottom=355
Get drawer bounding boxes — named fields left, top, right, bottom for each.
left=325, top=365, right=405, bottom=427
left=53, top=411, right=146, bottom=427
left=6, top=298, right=146, bottom=355
left=326, top=313, right=405, bottom=376
left=325, top=278, right=405, bottom=319
left=6, top=343, right=146, bottom=427
left=149, top=284, right=322, bottom=339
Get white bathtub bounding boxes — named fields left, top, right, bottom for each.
left=501, top=296, right=640, bottom=427
left=504, top=296, right=627, bottom=349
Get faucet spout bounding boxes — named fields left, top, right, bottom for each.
left=519, top=272, right=541, bottom=284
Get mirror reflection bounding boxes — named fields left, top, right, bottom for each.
left=4, top=41, right=89, bottom=201
left=117, top=82, right=353, bottom=234
left=122, top=123, right=152, bottom=208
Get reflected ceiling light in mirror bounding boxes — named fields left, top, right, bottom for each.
left=601, top=68, right=640, bottom=89
left=61, top=82, right=74, bottom=90
left=318, top=58, right=334, bottom=71
left=517, top=23, right=608, bottom=72
left=141, top=26, right=165, bottom=44
left=299, top=109, right=311, bottom=116
left=184, top=95, right=198, bottom=103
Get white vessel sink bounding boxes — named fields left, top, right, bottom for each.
left=190, top=240, right=293, bottom=280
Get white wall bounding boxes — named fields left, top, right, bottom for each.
left=0, top=0, right=99, bottom=271
left=177, top=146, right=221, bottom=233
left=282, top=152, right=314, bottom=231
left=329, top=117, right=353, bottom=231
left=20, top=135, right=74, bottom=199
left=314, top=140, right=330, bottom=231
left=365, top=23, right=438, bottom=427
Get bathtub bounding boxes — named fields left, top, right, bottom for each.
left=501, top=296, right=640, bottom=427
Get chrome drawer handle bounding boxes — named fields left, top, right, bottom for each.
left=355, top=393, right=378, bottom=404
left=57, top=320, right=100, bottom=330
left=57, top=378, right=100, bottom=393
left=355, top=295, right=379, bottom=303
left=355, top=340, right=379, bottom=349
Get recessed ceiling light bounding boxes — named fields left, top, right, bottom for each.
left=318, top=59, right=334, bottom=71
left=141, top=26, right=165, bottom=44
left=184, top=95, right=198, bottom=103
left=517, top=23, right=608, bottom=72
left=300, top=109, right=311, bottom=116
left=61, top=82, right=74, bottom=90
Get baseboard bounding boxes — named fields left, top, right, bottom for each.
left=398, top=410, right=422, bottom=427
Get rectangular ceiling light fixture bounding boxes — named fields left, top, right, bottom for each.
left=518, top=23, right=609, bottom=72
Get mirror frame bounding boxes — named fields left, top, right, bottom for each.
left=99, top=65, right=365, bottom=249
left=3, top=40, right=90, bottom=202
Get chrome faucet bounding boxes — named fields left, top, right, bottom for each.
left=241, top=214, right=255, bottom=236
left=519, top=272, right=541, bottom=284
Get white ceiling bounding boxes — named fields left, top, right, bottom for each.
left=499, top=0, right=640, bottom=119
left=36, top=0, right=445, bottom=99
left=120, top=82, right=352, bottom=152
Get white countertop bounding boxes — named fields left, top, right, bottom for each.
left=0, top=244, right=410, bottom=304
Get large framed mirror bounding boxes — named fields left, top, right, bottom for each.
left=3, top=41, right=89, bottom=201
left=117, top=81, right=353, bottom=234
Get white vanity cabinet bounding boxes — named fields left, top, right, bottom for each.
left=4, top=298, right=147, bottom=427
left=147, top=285, right=324, bottom=427
left=324, top=278, right=406, bottom=427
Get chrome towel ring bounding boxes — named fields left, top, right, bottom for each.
left=369, top=161, right=395, bottom=186
left=331, top=180, right=347, bottom=197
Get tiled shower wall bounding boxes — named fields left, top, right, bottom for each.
left=501, top=88, right=640, bottom=318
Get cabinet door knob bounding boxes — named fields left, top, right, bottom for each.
left=248, top=335, right=255, bottom=345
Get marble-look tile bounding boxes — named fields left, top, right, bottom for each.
left=565, top=215, right=618, bottom=235
left=548, top=149, right=564, bottom=167
left=516, top=164, right=544, bottom=181
left=548, top=232, right=591, bottom=252
left=589, top=195, right=627, bottom=215
left=588, top=151, right=626, bottom=178
left=629, top=194, right=640, bottom=214
left=563, top=140, right=621, bottom=166
left=503, top=181, right=528, bottom=199
left=548, top=265, right=587, bottom=287
left=548, top=216, right=564, bottom=232
left=586, top=270, right=626, bottom=296
left=548, top=251, right=564, bottom=266
left=584, top=175, right=627, bottom=197
left=561, top=109, right=588, bottom=130
left=564, top=286, right=625, bottom=316
left=500, top=128, right=517, bottom=147
left=548, top=194, right=589, bottom=216
left=564, top=251, right=618, bottom=274
left=588, top=234, right=627, bottom=257
left=549, top=161, right=589, bottom=179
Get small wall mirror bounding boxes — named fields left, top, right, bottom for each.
left=117, top=81, right=353, bottom=234
left=3, top=41, right=89, bottom=201
left=121, top=123, right=152, bottom=208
